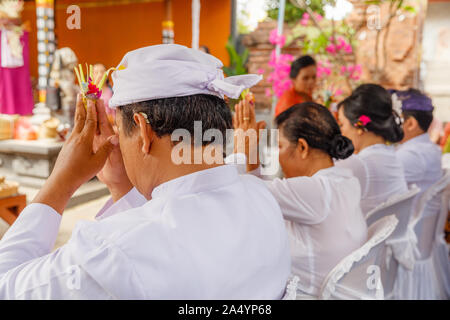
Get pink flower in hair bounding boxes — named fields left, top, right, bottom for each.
left=359, top=115, right=371, bottom=126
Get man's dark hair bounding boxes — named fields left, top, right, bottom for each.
left=403, top=110, right=433, bottom=132
left=289, top=55, right=316, bottom=79
left=118, top=94, right=232, bottom=147
left=400, top=88, right=434, bottom=132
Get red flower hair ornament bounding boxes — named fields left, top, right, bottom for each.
left=354, top=115, right=372, bottom=130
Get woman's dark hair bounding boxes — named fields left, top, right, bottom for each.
left=118, top=94, right=232, bottom=147
left=338, top=84, right=404, bottom=143
left=275, top=102, right=354, bottom=160
left=289, top=55, right=316, bottom=79
left=403, top=110, right=433, bottom=132
left=199, top=45, right=210, bottom=54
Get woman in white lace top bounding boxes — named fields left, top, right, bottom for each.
left=335, top=84, right=408, bottom=215
left=231, top=98, right=368, bottom=297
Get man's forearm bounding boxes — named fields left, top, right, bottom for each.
left=32, top=175, right=79, bottom=215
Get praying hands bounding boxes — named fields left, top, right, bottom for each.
left=233, top=95, right=266, bottom=172
left=32, top=94, right=124, bottom=214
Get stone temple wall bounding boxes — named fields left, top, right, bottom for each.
left=243, top=0, right=428, bottom=112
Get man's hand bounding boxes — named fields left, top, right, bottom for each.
left=94, top=99, right=133, bottom=202
left=33, top=95, right=118, bottom=214
left=233, top=95, right=266, bottom=172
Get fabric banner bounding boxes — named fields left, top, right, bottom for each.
left=0, top=30, right=34, bottom=115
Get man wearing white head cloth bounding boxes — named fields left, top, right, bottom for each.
left=0, top=44, right=291, bottom=299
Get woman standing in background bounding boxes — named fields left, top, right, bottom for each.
left=274, top=55, right=317, bottom=118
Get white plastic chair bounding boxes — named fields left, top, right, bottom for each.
left=281, top=276, right=300, bottom=300
left=364, top=185, right=421, bottom=299
left=366, top=185, right=420, bottom=229
left=393, top=170, right=450, bottom=299
left=319, top=215, right=399, bottom=300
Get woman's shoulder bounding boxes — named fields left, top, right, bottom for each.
left=275, top=88, right=309, bottom=117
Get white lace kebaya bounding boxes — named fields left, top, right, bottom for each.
left=225, top=154, right=368, bottom=297
left=335, top=143, right=408, bottom=216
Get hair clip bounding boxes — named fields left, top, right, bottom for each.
left=138, top=112, right=150, bottom=124
left=391, top=93, right=403, bottom=117
left=354, top=115, right=371, bottom=129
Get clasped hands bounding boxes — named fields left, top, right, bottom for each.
left=33, top=94, right=132, bottom=214
left=233, top=95, right=266, bottom=172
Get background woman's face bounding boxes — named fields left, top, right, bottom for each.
left=292, top=65, right=317, bottom=96
left=337, top=107, right=362, bottom=152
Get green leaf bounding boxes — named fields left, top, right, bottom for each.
left=364, top=0, right=381, bottom=4
left=402, top=5, right=416, bottom=13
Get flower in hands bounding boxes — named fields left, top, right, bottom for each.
left=74, top=63, right=115, bottom=102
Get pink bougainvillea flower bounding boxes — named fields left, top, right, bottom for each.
left=267, top=49, right=295, bottom=98
left=265, top=88, right=272, bottom=97
left=344, top=44, right=353, bottom=53
left=314, top=13, right=323, bottom=22
left=300, top=12, right=310, bottom=26
left=269, top=29, right=286, bottom=47
left=257, top=68, right=265, bottom=75
left=326, top=44, right=336, bottom=55
left=350, top=64, right=362, bottom=80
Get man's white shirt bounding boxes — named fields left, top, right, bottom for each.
left=0, top=165, right=291, bottom=299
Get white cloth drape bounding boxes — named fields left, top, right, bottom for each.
left=1, top=29, right=24, bottom=68
left=191, top=0, right=200, bottom=50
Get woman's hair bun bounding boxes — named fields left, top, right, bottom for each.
left=329, top=134, right=354, bottom=160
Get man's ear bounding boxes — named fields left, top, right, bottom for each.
left=403, top=116, right=418, bottom=133
left=297, top=138, right=309, bottom=160
left=133, top=113, right=153, bottom=154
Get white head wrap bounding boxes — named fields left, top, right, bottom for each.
left=108, top=44, right=262, bottom=108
